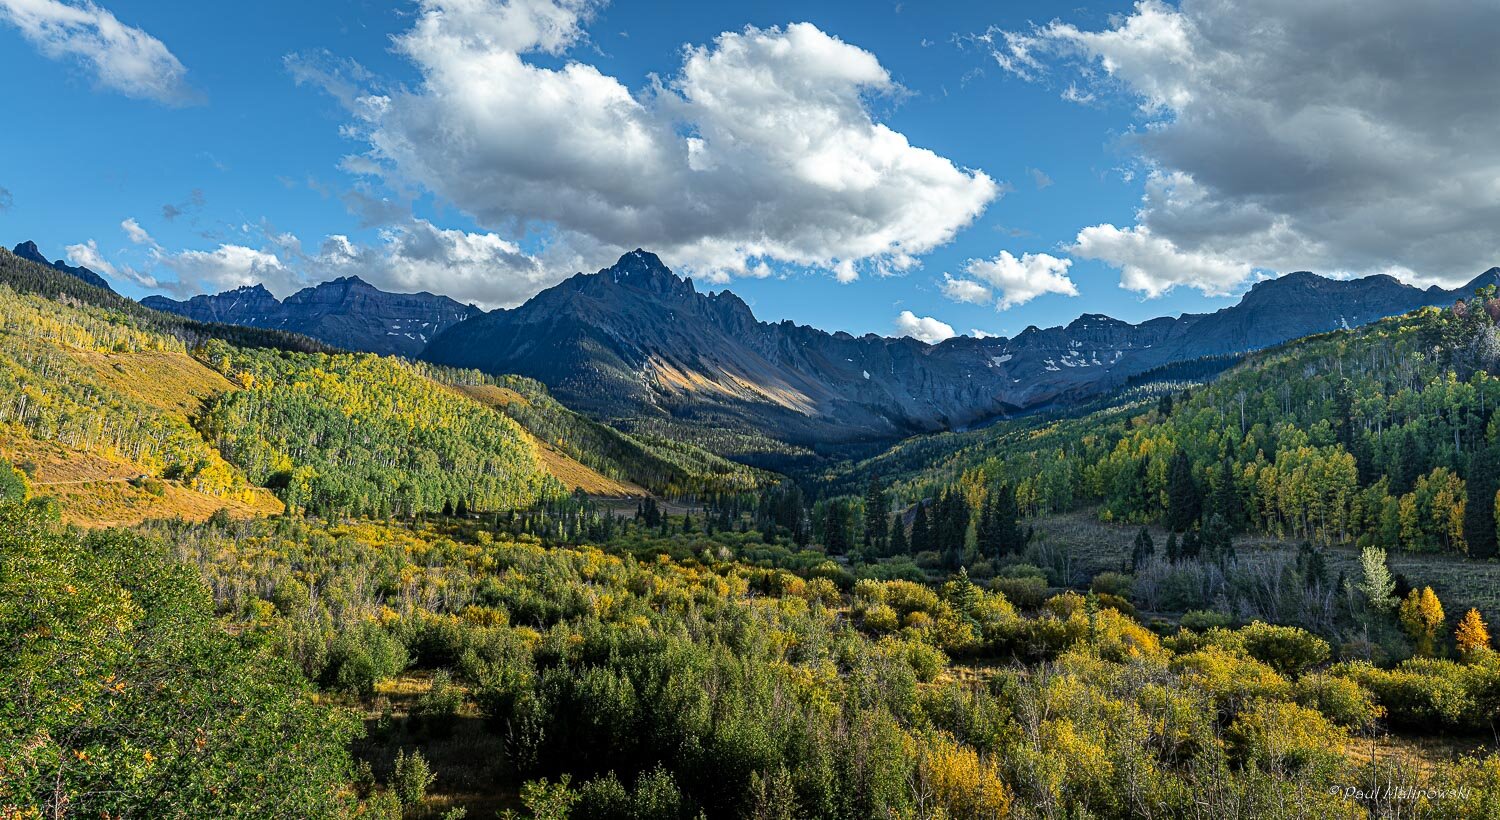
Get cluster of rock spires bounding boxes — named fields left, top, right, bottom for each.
left=15, top=239, right=1500, bottom=447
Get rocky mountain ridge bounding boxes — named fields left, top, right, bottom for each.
left=142, top=276, right=480, bottom=358
left=422, top=250, right=1500, bottom=447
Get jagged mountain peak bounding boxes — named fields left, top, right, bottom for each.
left=11, top=240, right=113, bottom=292
left=1067, top=313, right=1128, bottom=330
left=603, top=249, right=695, bottom=296
left=322, top=274, right=374, bottom=288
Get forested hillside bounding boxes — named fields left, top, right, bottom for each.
left=0, top=247, right=337, bottom=355
left=195, top=342, right=561, bottom=518
left=0, top=252, right=766, bottom=524
left=0, top=279, right=283, bottom=524
left=432, top=368, right=772, bottom=498
left=843, top=290, right=1500, bottom=559
left=0, top=265, right=561, bottom=524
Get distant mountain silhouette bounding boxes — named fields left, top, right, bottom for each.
left=12, top=241, right=113, bottom=292
left=143, top=276, right=480, bottom=358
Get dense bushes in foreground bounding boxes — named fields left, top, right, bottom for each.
left=0, top=502, right=358, bottom=817
left=130, top=514, right=1500, bottom=818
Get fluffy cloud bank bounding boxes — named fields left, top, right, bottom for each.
left=942, top=250, right=1076, bottom=309
left=894, top=310, right=956, bottom=344
left=314, top=220, right=561, bottom=308
left=308, top=0, right=997, bottom=283
left=987, top=0, right=1500, bottom=294
left=134, top=217, right=560, bottom=308
left=0, top=0, right=195, bottom=104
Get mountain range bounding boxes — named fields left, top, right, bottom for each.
left=422, top=250, right=1500, bottom=447
left=141, top=276, right=481, bottom=358
left=18, top=235, right=1498, bottom=450
left=11, top=240, right=113, bottom=292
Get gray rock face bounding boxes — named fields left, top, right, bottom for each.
left=423, top=251, right=1500, bottom=447
left=142, top=276, right=480, bottom=358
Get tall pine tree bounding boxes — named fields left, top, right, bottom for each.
left=863, top=476, right=889, bottom=552
left=888, top=512, right=909, bottom=555
left=1166, top=450, right=1201, bottom=532
left=992, top=483, right=1025, bottom=556
left=1131, top=527, right=1155, bottom=571
left=1465, top=444, right=1500, bottom=559
left=910, top=502, right=932, bottom=554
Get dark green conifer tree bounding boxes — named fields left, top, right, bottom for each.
left=1465, top=444, right=1500, bottom=559
left=1131, top=527, right=1155, bottom=571
left=863, top=475, right=889, bottom=552
left=910, top=502, right=931, bottom=554
left=1166, top=450, right=1201, bottom=532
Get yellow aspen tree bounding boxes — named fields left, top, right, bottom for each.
left=1399, top=587, right=1446, bottom=657
left=1456, top=608, right=1492, bottom=660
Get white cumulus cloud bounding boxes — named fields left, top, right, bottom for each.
left=940, top=274, right=992, bottom=305
left=1070, top=220, right=1249, bottom=298
left=313, top=219, right=564, bottom=309
left=304, top=0, right=997, bottom=285
left=985, top=0, right=1500, bottom=293
left=0, top=0, right=196, bottom=104
left=160, top=244, right=296, bottom=296
left=894, top=310, right=956, bottom=344
left=120, top=217, right=160, bottom=249
left=942, top=250, right=1077, bottom=309
left=63, top=239, right=115, bottom=276
left=147, top=218, right=562, bottom=309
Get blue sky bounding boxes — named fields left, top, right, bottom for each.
left=2, top=0, right=1496, bottom=342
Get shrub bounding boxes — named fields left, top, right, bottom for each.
left=1180, top=609, right=1232, bottom=632
left=1238, top=621, right=1331, bottom=677
left=1087, top=607, right=1164, bottom=663
left=912, top=732, right=1012, bottom=820
left=1227, top=698, right=1346, bottom=777
left=576, top=772, right=631, bottom=820
left=1090, top=571, right=1134, bottom=598
left=1172, top=646, right=1292, bottom=711
left=862, top=603, right=900, bottom=633
left=1094, top=592, right=1136, bottom=618
left=990, top=575, right=1048, bottom=609
left=129, top=475, right=166, bottom=496
left=998, top=563, right=1048, bottom=580
left=393, top=748, right=436, bottom=807
left=521, top=775, right=579, bottom=820
left=884, top=579, right=943, bottom=616
left=1042, top=591, right=1087, bottom=620
left=853, top=578, right=888, bottom=605
left=628, top=766, right=684, bottom=819
left=882, top=636, right=947, bottom=682
left=1293, top=673, right=1384, bottom=730
left=803, top=576, right=841, bottom=607
left=324, top=622, right=409, bottom=697
left=414, top=670, right=465, bottom=738
left=1332, top=656, right=1500, bottom=732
